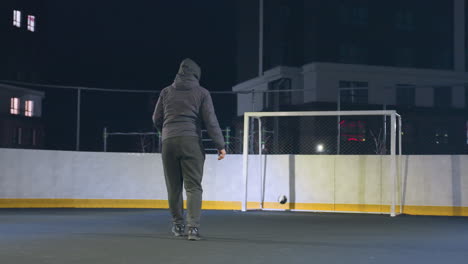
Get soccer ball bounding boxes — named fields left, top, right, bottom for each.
left=278, top=195, right=287, bottom=204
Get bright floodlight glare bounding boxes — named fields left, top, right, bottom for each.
left=316, top=144, right=324, bottom=152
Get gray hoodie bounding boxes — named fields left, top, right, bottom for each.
left=152, top=58, right=225, bottom=150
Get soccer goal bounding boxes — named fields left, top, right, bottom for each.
left=242, top=110, right=402, bottom=217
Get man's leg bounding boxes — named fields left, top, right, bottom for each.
left=162, top=138, right=184, bottom=226
left=179, top=137, right=205, bottom=229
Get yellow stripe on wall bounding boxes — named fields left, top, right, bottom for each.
left=0, top=199, right=467, bottom=216
left=0, top=199, right=169, bottom=209
left=402, top=205, right=468, bottom=217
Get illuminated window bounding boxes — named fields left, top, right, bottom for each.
left=27, top=15, right=35, bottom=32
left=13, top=10, right=21, bottom=27
left=10, top=98, right=20, bottom=115
left=25, top=100, right=34, bottom=117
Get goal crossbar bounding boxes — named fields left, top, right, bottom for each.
left=244, top=110, right=399, bottom=118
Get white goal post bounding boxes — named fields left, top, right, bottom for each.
left=242, top=110, right=402, bottom=217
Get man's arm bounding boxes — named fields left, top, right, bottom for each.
left=152, top=91, right=164, bottom=132
left=200, top=92, right=225, bottom=151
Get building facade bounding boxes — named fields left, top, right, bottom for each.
left=0, top=84, right=45, bottom=148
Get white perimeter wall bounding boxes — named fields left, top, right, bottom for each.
left=1, top=149, right=467, bottom=210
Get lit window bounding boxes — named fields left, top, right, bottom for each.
left=10, top=98, right=20, bottom=115
left=25, top=100, right=34, bottom=117
left=27, top=15, right=35, bottom=32
left=13, top=10, right=21, bottom=27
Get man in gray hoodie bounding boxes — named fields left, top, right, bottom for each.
left=153, top=58, right=226, bottom=241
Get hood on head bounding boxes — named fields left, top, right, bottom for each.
left=173, top=58, right=201, bottom=90
left=176, top=58, right=201, bottom=81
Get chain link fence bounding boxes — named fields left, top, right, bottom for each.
left=102, top=128, right=235, bottom=154
left=242, top=115, right=394, bottom=155
left=1, top=80, right=467, bottom=155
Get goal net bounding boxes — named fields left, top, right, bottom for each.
left=242, top=110, right=402, bottom=216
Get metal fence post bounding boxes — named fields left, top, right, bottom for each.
left=76, top=88, right=81, bottom=151
left=225, top=126, right=231, bottom=152
left=239, top=130, right=243, bottom=153
left=103, top=127, right=108, bottom=152
left=250, top=90, right=255, bottom=154
left=337, top=87, right=341, bottom=155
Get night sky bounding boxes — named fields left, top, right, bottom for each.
left=44, top=1, right=236, bottom=91
left=4, top=0, right=238, bottom=151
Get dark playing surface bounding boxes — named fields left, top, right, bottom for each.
left=0, top=209, right=467, bottom=264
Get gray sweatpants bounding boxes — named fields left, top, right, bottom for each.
left=161, top=136, right=205, bottom=228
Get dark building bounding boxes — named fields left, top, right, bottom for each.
left=0, top=1, right=46, bottom=149
left=236, top=0, right=463, bottom=83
